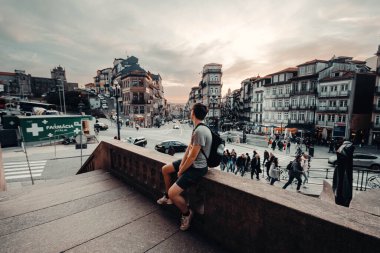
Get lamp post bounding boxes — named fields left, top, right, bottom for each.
left=113, top=80, right=121, bottom=140
left=57, top=79, right=66, bottom=114
left=209, top=92, right=218, bottom=133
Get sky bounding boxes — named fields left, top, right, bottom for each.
left=1, top=0, right=380, bottom=103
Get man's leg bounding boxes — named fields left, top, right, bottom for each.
left=162, top=163, right=176, bottom=194
left=296, top=174, right=303, bottom=191
left=283, top=174, right=294, bottom=189
left=168, top=183, right=188, bottom=213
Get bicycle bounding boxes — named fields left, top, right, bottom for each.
left=367, top=175, right=380, bottom=189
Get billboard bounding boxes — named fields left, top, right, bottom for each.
left=332, top=122, right=347, bottom=138
left=19, top=115, right=92, bottom=142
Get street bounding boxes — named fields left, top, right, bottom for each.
left=2, top=118, right=379, bottom=194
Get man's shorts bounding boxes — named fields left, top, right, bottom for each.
left=172, top=159, right=208, bottom=190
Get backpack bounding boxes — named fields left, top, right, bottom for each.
left=194, top=123, right=225, bottom=168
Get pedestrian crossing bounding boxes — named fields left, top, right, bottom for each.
left=3, top=160, right=47, bottom=180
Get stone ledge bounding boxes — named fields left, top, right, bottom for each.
left=78, top=140, right=380, bottom=253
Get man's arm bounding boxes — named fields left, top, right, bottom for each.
left=180, top=144, right=192, bottom=167
left=178, top=144, right=201, bottom=176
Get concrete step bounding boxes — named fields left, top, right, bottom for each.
left=0, top=169, right=225, bottom=253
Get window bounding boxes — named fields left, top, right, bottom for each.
left=331, top=115, right=335, bottom=122
left=284, top=112, right=288, bottom=120
left=272, top=101, right=276, bottom=107
left=278, top=100, right=282, bottom=107
left=272, top=88, right=277, bottom=95
left=341, top=84, right=348, bottom=91
left=286, top=85, right=290, bottom=94
left=310, top=98, right=315, bottom=106
left=301, top=81, right=307, bottom=91
left=278, top=113, right=282, bottom=120
left=140, top=106, right=145, bottom=114
left=133, top=106, right=138, bottom=114
left=376, top=116, right=380, bottom=125
left=377, top=99, right=380, bottom=108
left=340, top=100, right=347, bottom=107
left=285, top=100, right=289, bottom=107
left=292, top=99, right=297, bottom=106
left=292, top=113, right=297, bottom=120
left=342, top=115, right=346, bottom=122
left=318, top=114, right=322, bottom=121
left=299, top=113, right=305, bottom=121
left=279, top=88, right=283, bottom=94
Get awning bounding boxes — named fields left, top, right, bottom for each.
left=285, top=123, right=314, bottom=132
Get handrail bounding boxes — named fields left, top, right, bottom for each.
left=279, top=166, right=380, bottom=190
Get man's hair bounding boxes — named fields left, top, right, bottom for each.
left=192, top=103, right=208, bottom=120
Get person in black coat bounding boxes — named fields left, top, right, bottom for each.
left=251, top=154, right=261, bottom=180
left=282, top=156, right=303, bottom=191
left=333, top=141, right=355, bottom=207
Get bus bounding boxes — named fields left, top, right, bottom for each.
left=19, top=101, right=56, bottom=112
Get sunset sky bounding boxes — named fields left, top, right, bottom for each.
left=1, top=0, right=379, bottom=103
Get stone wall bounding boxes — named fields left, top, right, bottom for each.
left=78, top=141, right=380, bottom=253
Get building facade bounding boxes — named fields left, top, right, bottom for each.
left=316, top=57, right=370, bottom=140
left=370, top=46, right=380, bottom=145
left=263, top=68, right=297, bottom=134
left=251, top=76, right=270, bottom=132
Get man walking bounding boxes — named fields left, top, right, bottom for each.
left=156, top=103, right=212, bottom=231
left=282, top=155, right=303, bottom=192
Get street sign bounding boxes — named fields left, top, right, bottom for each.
left=19, top=115, right=92, bottom=142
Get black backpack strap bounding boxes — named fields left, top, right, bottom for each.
left=193, top=122, right=209, bottom=159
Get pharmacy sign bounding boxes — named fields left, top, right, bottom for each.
left=19, top=115, right=92, bottom=142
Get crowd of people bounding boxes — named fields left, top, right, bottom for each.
left=220, top=148, right=311, bottom=192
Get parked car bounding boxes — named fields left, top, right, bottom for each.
left=173, top=125, right=180, bottom=129
left=124, top=136, right=147, bottom=147
left=94, top=122, right=108, bottom=130
left=328, top=153, right=380, bottom=170
left=155, top=140, right=187, bottom=154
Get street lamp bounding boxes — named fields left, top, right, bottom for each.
left=57, top=79, right=66, bottom=114
left=113, top=80, right=121, bottom=140
left=209, top=92, right=218, bottom=133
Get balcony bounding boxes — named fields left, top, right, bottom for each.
left=338, top=106, right=348, bottom=112
left=290, top=89, right=316, bottom=95
left=319, top=91, right=350, bottom=98
left=130, top=99, right=146, bottom=105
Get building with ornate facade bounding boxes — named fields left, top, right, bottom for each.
left=110, top=56, right=166, bottom=127
left=316, top=57, right=371, bottom=140
left=262, top=68, right=297, bottom=133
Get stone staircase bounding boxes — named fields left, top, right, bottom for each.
left=0, top=170, right=225, bottom=253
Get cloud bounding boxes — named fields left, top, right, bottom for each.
left=0, top=0, right=379, bottom=102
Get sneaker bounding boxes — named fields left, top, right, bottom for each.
left=156, top=195, right=173, bottom=205
left=180, top=209, right=193, bottom=231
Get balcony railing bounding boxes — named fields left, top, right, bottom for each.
left=319, top=90, right=350, bottom=98
left=131, top=99, right=146, bottom=105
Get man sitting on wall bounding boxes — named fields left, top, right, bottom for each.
left=156, top=103, right=212, bottom=231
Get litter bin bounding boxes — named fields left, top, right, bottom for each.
left=309, top=146, right=314, bottom=157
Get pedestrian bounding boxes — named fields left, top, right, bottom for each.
left=230, top=149, right=237, bottom=173
left=301, top=153, right=310, bottom=186
left=251, top=153, right=261, bottom=180
left=286, top=141, right=291, bottom=154
left=263, top=150, right=269, bottom=166
left=328, top=139, right=334, bottom=153
left=245, top=153, right=251, bottom=174
left=265, top=153, right=274, bottom=180
left=235, top=153, right=245, bottom=176
left=156, top=103, right=212, bottom=231
left=269, top=157, right=280, bottom=185
left=282, top=155, right=303, bottom=192
left=277, top=140, right=283, bottom=151
left=271, top=140, right=276, bottom=151
left=220, top=150, right=228, bottom=171
left=226, top=149, right=232, bottom=172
